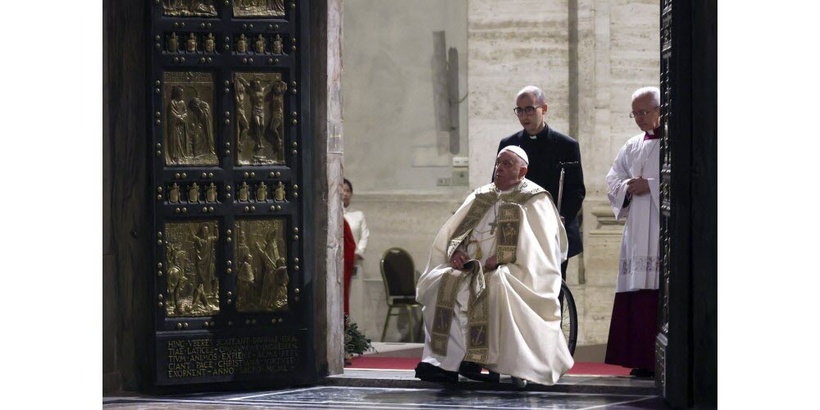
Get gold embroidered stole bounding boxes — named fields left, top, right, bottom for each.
left=431, top=180, right=546, bottom=361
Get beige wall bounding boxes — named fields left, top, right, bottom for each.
left=340, top=0, right=471, bottom=340
left=347, top=192, right=464, bottom=341
left=467, top=0, right=572, bottom=184
left=341, top=0, right=469, bottom=192
left=340, top=0, right=660, bottom=352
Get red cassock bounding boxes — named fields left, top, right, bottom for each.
left=343, top=220, right=356, bottom=317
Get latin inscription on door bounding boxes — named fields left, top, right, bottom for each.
left=157, top=333, right=303, bottom=384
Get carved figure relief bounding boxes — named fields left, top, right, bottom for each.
left=165, top=221, right=220, bottom=317
left=268, top=80, right=287, bottom=156
left=186, top=33, right=198, bottom=52
left=271, top=34, right=283, bottom=54
left=236, top=260, right=255, bottom=310
left=273, top=260, right=289, bottom=310
left=168, top=32, right=179, bottom=52
left=165, top=242, right=188, bottom=314
left=256, top=181, right=268, bottom=201
left=274, top=181, right=286, bottom=201
left=235, top=231, right=256, bottom=311
left=169, top=183, right=181, bottom=203
left=236, top=34, right=248, bottom=53
left=187, top=182, right=200, bottom=203
left=236, top=228, right=251, bottom=262
left=192, top=224, right=218, bottom=294
left=188, top=95, right=215, bottom=156
left=204, top=33, right=216, bottom=53
left=233, top=72, right=287, bottom=165
left=234, top=219, right=289, bottom=312
left=163, top=71, right=218, bottom=166
left=166, top=86, right=189, bottom=162
left=257, top=228, right=287, bottom=310
left=254, top=34, right=266, bottom=54
left=235, top=77, right=250, bottom=155
left=238, top=181, right=250, bottom=201
left=162, top=0, right=217, bottom=17
left=205, top=182, right=217, bottom=203
left=233, top=0, right=285, bottom=18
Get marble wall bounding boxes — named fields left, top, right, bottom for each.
left=346, top=192, right=464, bottom=342
left=340, top=0, right=469, bottom=192
left=339, top=0, right=660, bottom=352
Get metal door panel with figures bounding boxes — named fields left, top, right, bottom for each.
left=149, top=0, right=314, bottom=389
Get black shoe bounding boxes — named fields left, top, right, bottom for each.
left=629, top=368, right=654, bottom=378
left=458, top=361, right=500, bottom=383
left=415, top=362, right=459, bottom=383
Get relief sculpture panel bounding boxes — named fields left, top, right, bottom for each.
left=162, top=0, right=217, bottom=17
left=234, top=0, right=286, bottom=18
left=234, top=219, right=289, bottom=312
left=234, top=72, right=287, bottom=165
left=163, top=72, right=218, bottom=167
left=165, top=221, right=220, bottom=317
left=150, top=0, right=308, bottom=387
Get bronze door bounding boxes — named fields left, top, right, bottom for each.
left=657, top=0, right=717, bottom=406
left=149, top=0, right=314, bottom=387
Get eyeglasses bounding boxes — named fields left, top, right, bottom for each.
left=513, top=105, right=542, bottom=116
left=629, top=106, right=660, bottom=118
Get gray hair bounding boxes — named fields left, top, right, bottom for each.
left=516, top=85, right=546, bottom=105
left=632, top=86, right=660, bottom=107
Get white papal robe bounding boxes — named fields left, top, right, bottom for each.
left=605, top=133, right=660, bottom=292
left=416, top=179, right=574, bottom=386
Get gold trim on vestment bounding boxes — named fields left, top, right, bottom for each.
left=431, top=268, right=461, bottom=356
left=464, top=260, right=490, bottom=362
left=446, top=186, right=497, bottom=260
left=431, top=180, right=547, bottom=362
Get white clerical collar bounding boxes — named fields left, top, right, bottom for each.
left=528, top=123, right=546, bottom=139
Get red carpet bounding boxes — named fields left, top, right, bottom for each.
left=346, top=356, right=630, bottom=376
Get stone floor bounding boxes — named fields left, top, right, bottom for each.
left=103, top=342, right=668, bottom=409
left=104, top=367, right=666, bottom=409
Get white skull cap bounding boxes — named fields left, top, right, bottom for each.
left=498, top=145, right=529, bottom=165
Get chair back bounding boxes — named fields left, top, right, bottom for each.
left=380, top=247, right=417, bottom=298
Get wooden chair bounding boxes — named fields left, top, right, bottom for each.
left=379, top=247, right=422, bottom=342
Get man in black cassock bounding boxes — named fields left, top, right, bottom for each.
left=496, top=85, right=586, bottom=280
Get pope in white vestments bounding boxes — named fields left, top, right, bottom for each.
left=414, top=146, right=574, bottom=386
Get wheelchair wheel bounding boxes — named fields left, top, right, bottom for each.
left=559, top=281, right=578, bottom=356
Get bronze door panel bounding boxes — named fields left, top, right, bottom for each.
left=149, top=1, right=312, bottom=388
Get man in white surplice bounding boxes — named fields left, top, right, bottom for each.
left=603, top=86, right=661, bottom=377
left=414, top=146, right=574, bottom=386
